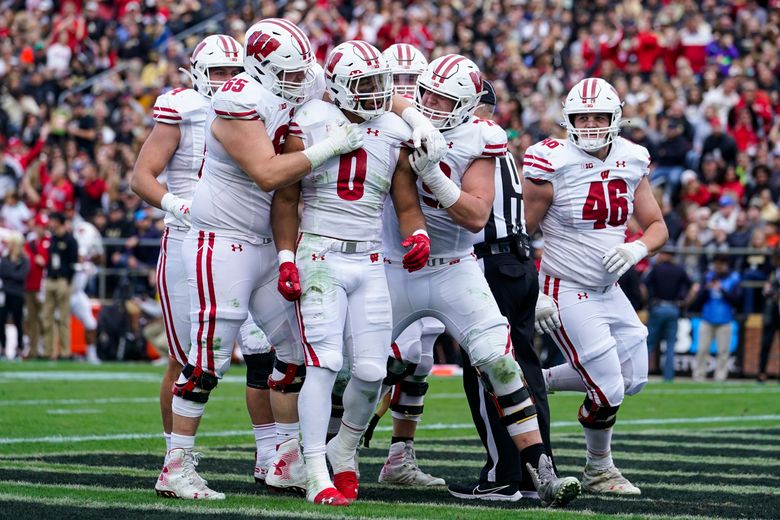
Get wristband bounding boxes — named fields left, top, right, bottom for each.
left=278, top=249, right=295, bottom=265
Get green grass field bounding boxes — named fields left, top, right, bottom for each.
left=1, top=361, right=779, bottom=519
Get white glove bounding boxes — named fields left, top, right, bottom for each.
left=302, top=122, right=364, bottom=169
left=402, top=106, right=447, bottom=162
left=535, top=291, right=561, bottom=335
left=160, top=192, right=192, bottom=227
left=602, top=241, right=648, bottom=277
left=409, top=148, right=461, bottom=208
left=409, top=147, right=439, bottom=179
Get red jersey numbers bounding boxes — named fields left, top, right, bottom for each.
left=541, top=138, right=560, bottom=149
left=337, top=148, right=368, bottom=201
left=421, top=162, right=452, bottom=208
left=221, top=78, right=248, bottom=93
left=581, top=179, right=629, bottom=229
left=272, top=124, right=288, bottom=155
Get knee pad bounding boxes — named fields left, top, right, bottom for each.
left=172, top=363, right=219, bottom=403
left=390, top=376, right=429, bottom=421
left=578, top=396, right=620, bottom=430
left=476, top=356, right=538, bottom=431
left=352, top=358, right=386, bottom=383
left=268, top=359, right=306, bottom=393
left=382, top=355, right=417, bottom=386
left=245, top=352, right=275, bottom=390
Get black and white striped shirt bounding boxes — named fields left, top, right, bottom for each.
left=474, top=151, right=526, bottom=245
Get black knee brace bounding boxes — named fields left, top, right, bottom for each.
left=389, top=379, right=429, bottom=417
left=268, top=359, right=306, bottom=393
left=578, top=396, right=620, bottom=430
left=172, top=364, right=219, bottom=403
left=382, top=355, right=417, bottom=386
left=245, top=352, right=275, bottom=390
left=477, top=369, right=538, bottom=426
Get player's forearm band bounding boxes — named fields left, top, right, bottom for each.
left=302, top=140, right=336, bottom=170
left=278, top=249, right=295, bottom=265
left=423, top=171, right=461, bottom=208
left=401, top=106, right=430, bottom=130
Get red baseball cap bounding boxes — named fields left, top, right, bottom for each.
left=33, top=213, right=49, bottom=227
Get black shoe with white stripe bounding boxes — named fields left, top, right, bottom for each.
left=447, top=480, right=522, bottom=502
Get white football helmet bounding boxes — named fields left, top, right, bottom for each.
left=414, top=54, right=484, bottom=130
left=562, top=77, right=623, bottom=151
left=243, top=18, right=315, bottom=105
left=189, top=35, right=243, bottom=97
left=325, top=40, right=393, bottom=121
left=382, top=43, right=428, bottom=98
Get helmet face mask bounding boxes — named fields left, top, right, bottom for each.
left=381, top=44, right=428, bottom=99
left=562, top=78, right=623, bottom=151
left=189, top=35, right=243, bottom=97
left=413, top=54, right=484, bottom=130
left=244, top=18, right=315, bottom=105
left=391, top=73, right=419, bottom=97
left=326, top=41, right=393, bottom=121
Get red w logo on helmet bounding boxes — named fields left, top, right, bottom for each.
left=247, top=31, right=281, bottom=59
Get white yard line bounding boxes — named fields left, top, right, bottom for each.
left=1, top=415, right=779, bottom=445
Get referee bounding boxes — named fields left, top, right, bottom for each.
left=448, top=81, right=553, bottom=502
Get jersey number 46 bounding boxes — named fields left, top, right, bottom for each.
left=581, top=179, right=629, bottom=229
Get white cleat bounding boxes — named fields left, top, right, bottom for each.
left=581, top=463, right=641, bottom=495
left=527, top=453, right=580, bottom=507
left=155, top=448, right=224, bottom=500
left=265, top=438, right=307, bottom=496
left=254, top=465, right=268, bottom=484
left=378, top=441, right=446, bottom=487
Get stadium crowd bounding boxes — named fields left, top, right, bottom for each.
left=1, top=0, right=780, bottom=369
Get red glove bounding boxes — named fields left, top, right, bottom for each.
left=402, top=231, right=430, bottom=272
left=277, top=262, right=301, bottom=301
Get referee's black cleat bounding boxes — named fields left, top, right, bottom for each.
left=447, top=480, right=522, bottom=502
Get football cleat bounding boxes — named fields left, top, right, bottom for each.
left=265, top=438, right=306, bottom=496
left=447, top=480, right=522, bottom=502
left=327, top=436, right=360, bottom=501
left=378, top=441, right=446, bottom=487
left=155, top=448, right=225, bottom=500
left=332, top=470, right=359, bottom=503
left=308, top=486, right=350, bottom=506
left=526, top=454, right=580, bottom=507
left=581, top=464, right=641, bottom=495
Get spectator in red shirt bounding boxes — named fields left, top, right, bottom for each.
left=731, top=108, right=760, bottom=154
left=40, top=159, right=75, bottom=213
left=49, top=1, right=87, bottom=53
left=23, top=213, right=50, bottom=359
left=679, top=13, right=713, bottom=75
left=680, top=170, right=714, bottom=207
left=719, top=166, right=745, bottom=204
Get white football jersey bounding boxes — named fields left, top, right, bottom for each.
left=152, top=88, right=209, bottom=229
left=191, top=72, right=294, bottom=242
left=291, top=100, right=412, bottom=242
left=522, top=136, right=651, bottom=287
left=383, top=116, right=507, bottom=259
left=73, top=219, right=104, bottom=259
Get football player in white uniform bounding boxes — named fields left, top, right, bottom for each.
left=523, top=77, right=668, bottom=495
left=381, top=55, right=581, bottom=508
left=152, top=18, right=363, bottom=501
left=272, top=40, right=429, bottom=507
left=352, top=43, right=447, bottom=488
left=131, top=34, right=245, bottom=484
left=70, top=215, right=103, bottom=364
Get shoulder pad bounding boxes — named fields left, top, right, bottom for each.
left=153, top=88, right=206, bottom=124
left=375, top=112, right=412, bottom=143
left=472, top=118, right=507, bottom=158
left=212, top=73, right=263, bottom=121
left=290, top=100, right=344, bottom=138
left=521, top=139, right=568, bottom=181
